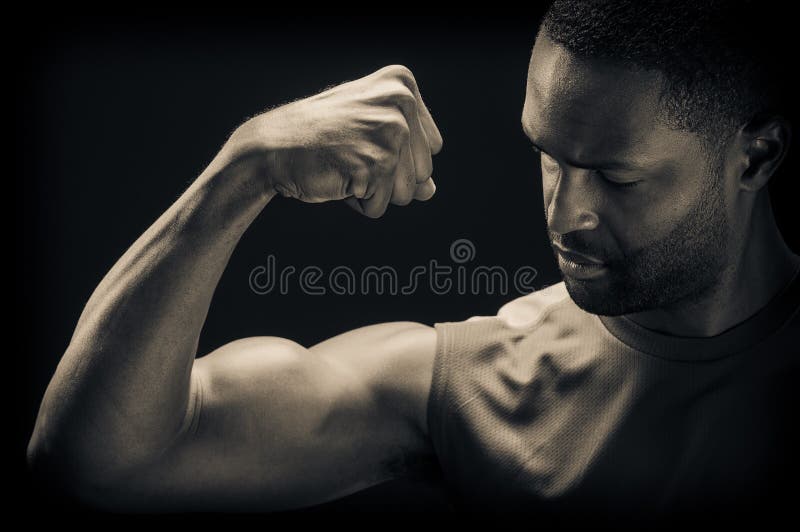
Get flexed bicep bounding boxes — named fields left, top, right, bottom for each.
left=104, top=322, right=437, bottom=512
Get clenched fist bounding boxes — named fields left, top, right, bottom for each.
left=226, top=64, right=444, bottom=218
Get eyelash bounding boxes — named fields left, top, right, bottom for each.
left=599, top=171, right=640, bottom=188
left=533, top=146, right=640, bottom=189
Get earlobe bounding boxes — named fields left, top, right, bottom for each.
left=739, top=115, right=792, bottom=192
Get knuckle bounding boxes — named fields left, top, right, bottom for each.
left=418, top=163, right=433, bottom=181
left=432, top=135, right=444, bottom=153
left=380, top=114, right=410, bottom=138
left=413, top=150, right=433, bottom=175
left=383, top=64, right=414, bottom=81
left=378, top=156, right=398, bottom=175
left=388, top=86, right=417, bottom=115
left=390, top=174, right=415, bottom=206
left=357, top=148, right=380, bottom=169
left=362, top=147, right=396, bottom=175
left=348, top=174, right=369, bottom=199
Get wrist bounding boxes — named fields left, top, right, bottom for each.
left=200, top=141, right=278, bottom=204
left=225, top=118, right=286, bottom=200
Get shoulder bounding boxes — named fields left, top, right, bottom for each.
left=496, top=282, right=573, bottom=328
left=430, top=282, right=600, bottom=371
left=429, top=282, right=590, bottom=381
left=441, top=282, right=573, bottom=329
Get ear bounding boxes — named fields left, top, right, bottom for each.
left=738, top=114, right=792, bottom=192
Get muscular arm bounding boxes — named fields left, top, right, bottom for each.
left=27, top=65, right=443, bottom=511
left=141, top=322, right=437, bottom=511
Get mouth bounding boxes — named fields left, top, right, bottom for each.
left=553, top=243, right=605, bottom=265
left=553, top=244, right=608, bottom=280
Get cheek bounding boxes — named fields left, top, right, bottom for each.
left=609, top=182, right=698, bottom=252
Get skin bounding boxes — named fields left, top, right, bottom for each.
left=522, top=33, right=800, bottom=335
left=27, top=65, right=442, bottom=512
left=27, top=35, right=798, bottom=511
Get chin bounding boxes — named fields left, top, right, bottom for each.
left=563, top=276, right=628, bottom=316
left=561, top=273, right=663, bottom=317
left=562, top=260, right=725, bottom=317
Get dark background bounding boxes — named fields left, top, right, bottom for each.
left=13, top=10, right=799, bottom=521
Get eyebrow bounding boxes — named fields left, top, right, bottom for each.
left=526, top=133, right=638, bottom=172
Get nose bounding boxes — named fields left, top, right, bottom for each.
left=545, top=168, right=600, bottom=235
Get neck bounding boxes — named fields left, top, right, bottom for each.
left=625, top=195, right=800, bottom=337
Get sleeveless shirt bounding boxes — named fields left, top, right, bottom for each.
left=427, top=269, right=800, bottom=520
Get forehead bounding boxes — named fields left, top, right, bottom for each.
left=523, top=34, right=678, bottom=164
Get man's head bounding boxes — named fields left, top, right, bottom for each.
left=522, top=0, right=793, bottom=316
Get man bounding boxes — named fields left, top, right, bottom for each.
left=28, top=0, right=799, bottom=522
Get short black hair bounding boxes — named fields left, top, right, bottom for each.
left=539, top=0, right=792, bottom=147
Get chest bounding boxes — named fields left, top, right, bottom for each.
left=436, top=355, right=796, bottom=511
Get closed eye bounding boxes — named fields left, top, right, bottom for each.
left=595, top=170, right=641, bottom=188
left=532, top=144, right=641, bottom=188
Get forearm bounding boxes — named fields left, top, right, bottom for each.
left=29, top=148, right=275, bottom=483
left=28, top=64, right=443, bottom=507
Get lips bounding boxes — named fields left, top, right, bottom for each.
left=553, top=244, right=605, bottom=266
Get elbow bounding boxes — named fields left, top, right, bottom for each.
left=26, top=424, right=79, bottom=505
left=27, top=410, right=62, bottom=483
left=27, top=415, right=121, bottom=510
left=27, top=421, right=87, bottom=506
left=26, top=428, right=46, bottom=482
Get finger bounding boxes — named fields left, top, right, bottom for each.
left=396, top=70, right=444, bottom=155
left=408, top=109, right=433, bottom=184
left=411, top=89, right=443, bottom=155
left=344, top=196, right=365, bottom=215
left=343, top=169, right=374, bottom=214
left=347, top=175, right=394, bottom=219
left=344, top=167, right=370, bottom=199
left=389, top=140, right=416, bottom=206
left=413, top=177, right=436, bottom=201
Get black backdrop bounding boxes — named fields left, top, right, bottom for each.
left=14, top=11, right=799, bottom=520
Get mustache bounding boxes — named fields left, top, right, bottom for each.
left=549, top=232, right=614, bottom=261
